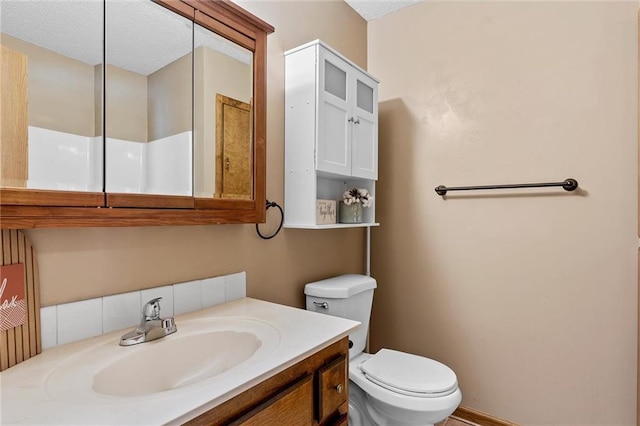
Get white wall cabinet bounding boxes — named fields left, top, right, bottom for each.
left=284, top=40, right=379, bottom=229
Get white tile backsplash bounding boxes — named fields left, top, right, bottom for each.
left=174, top=281, right=203, bottom=316
left=40, top=306, right=57, bottom=350
left=202, top=277, right=226, bottom=308
left=40, top=272, right=246, bottom=349
left=225, top=272, right=247, bottom=302
left=102, top=291, right=141, bottom=334
left=56, top=298, right=103, bottom=345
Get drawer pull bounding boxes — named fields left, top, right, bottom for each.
left=335, top=383, right=344, bottom=394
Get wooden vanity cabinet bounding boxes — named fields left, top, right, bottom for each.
left=185, top=337, right=349, bottom=426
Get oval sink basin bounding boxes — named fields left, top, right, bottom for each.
left=45, top=317, right=280, bottom=399
left=93, top=330, right=262, bottom=397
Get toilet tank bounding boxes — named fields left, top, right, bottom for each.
left=304, top=274, right=376, bottom=359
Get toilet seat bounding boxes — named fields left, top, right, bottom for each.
left=349, top=352, right=462, bottom=415
left=360, top=349, right=458, bottom=398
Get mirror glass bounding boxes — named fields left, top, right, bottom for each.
left=193, top=23, right=253, bottom=200
left=0, top=1, right=104, bottom=192
left=105, top=1, right=193, bottom=196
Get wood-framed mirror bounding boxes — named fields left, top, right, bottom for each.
left=0, top=0, right=274, bottom=228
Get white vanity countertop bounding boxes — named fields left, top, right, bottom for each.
left=0, top=297, right=360, bottom=425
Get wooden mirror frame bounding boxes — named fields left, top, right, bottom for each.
left=0, top=0, right=274, bottom=228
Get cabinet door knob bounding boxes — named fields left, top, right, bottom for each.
left=335, top=383, right=344, bottom=394
left=354, top=118, right=360, bottom=125
left=347, top=117, right=354, bottom=123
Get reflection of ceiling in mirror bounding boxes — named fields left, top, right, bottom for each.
left=195, top=25, right=252, bottom=67
left=1, top=0, right=103, bottom=65
left=0, top=0, right=251, bottom=76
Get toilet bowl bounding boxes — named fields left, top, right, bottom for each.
left=349, top=352, right=461, bottom=426
left=304, top=274, right=461, bottom=426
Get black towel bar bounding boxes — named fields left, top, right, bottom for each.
left=435, top=178, right=578, bottom=196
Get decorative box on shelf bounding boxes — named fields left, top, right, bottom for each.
left=316, top=199, right=337, bottom=225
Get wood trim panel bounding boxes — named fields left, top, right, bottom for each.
left=0, top=188, right=104, bottom=207
left=185, top=338, right=349, bottom=426
left=209, top=0, right=274, bottom=34
left=153, top=0, right=195, bottom=20
left=183, top=0, right=273, bottom=40
left=253, top=29, right=267, bottom=223
left=0, top=230, right=41, bottom=371
left=0, top=45, right=28, bottom=189
left=453, top=406, right=520, bottom=426
left=194, top=197, right=255, bottom=210
left=185, top=0, right=256, bottom=40
left=194, top=10, right=254, bottom=51
left=0, top=205, right=261, bottom=228
left=106, top=193, right=195, bottom=209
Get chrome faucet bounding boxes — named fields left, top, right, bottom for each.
left=119, top=297, right=177, bottom=346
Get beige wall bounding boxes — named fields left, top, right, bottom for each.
left=104, top=64, right=148, bottom=142
left=25, top=0, right=368, bottom=310
left=368, top=1, right=637, bottom=424
left=1, top=34, right=97, bottom=137
left=148, top=53, right=192, bottom=141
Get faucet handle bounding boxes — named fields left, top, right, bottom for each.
left=142, top=297, right=163, bottom=322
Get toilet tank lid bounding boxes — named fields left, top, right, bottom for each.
left=304, top=274, right=377, bottom=298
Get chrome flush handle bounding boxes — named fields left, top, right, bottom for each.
left=313, top=301, right=329, bottom=309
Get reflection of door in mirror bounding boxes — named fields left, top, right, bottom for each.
left=105, top=1, right=193, bottom=197
left=193, top=23, right=253, bottom=200
left=0, top=1, right=104, bottom=192
left=216, top=95, right=252, bottom=199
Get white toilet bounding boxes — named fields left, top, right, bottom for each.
left=305, top=274, right=461, bottom=426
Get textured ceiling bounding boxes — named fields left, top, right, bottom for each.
left=0, top=0, right=251, bottom=76
left=0, top=0, right=418, bottom=73
left=344, top=0, right=423, bottom=21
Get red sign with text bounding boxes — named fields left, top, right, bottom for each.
left=0, top=264, right=26, bottom=331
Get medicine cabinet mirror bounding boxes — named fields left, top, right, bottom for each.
left=0, top=0, right=274, bottom=227
left=105, top=0, right=193, bottom=198
left=0, top=1, right=104, bottom=193
left=193, top=23, right=254, bottom=201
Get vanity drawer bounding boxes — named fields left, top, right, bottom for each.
left=185, top=338, right=349, bottom=426
left=317, top=355, right=347, bottom=423
left=231, top=374, right=313, bottom=425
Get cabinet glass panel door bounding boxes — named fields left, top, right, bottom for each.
left=317, top=48, right=350, bottom=176
left=352, top=75, right=378, bottom=180
left=105, top=1, right=193, bottom=196
left=193, top=22, right=254, bottom=200
left=0, top=1, right=103, bottom=192
left=324, top=61, right=346, bottom=101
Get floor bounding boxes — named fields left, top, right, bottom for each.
left=436, top=416, right=480, bottom=426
